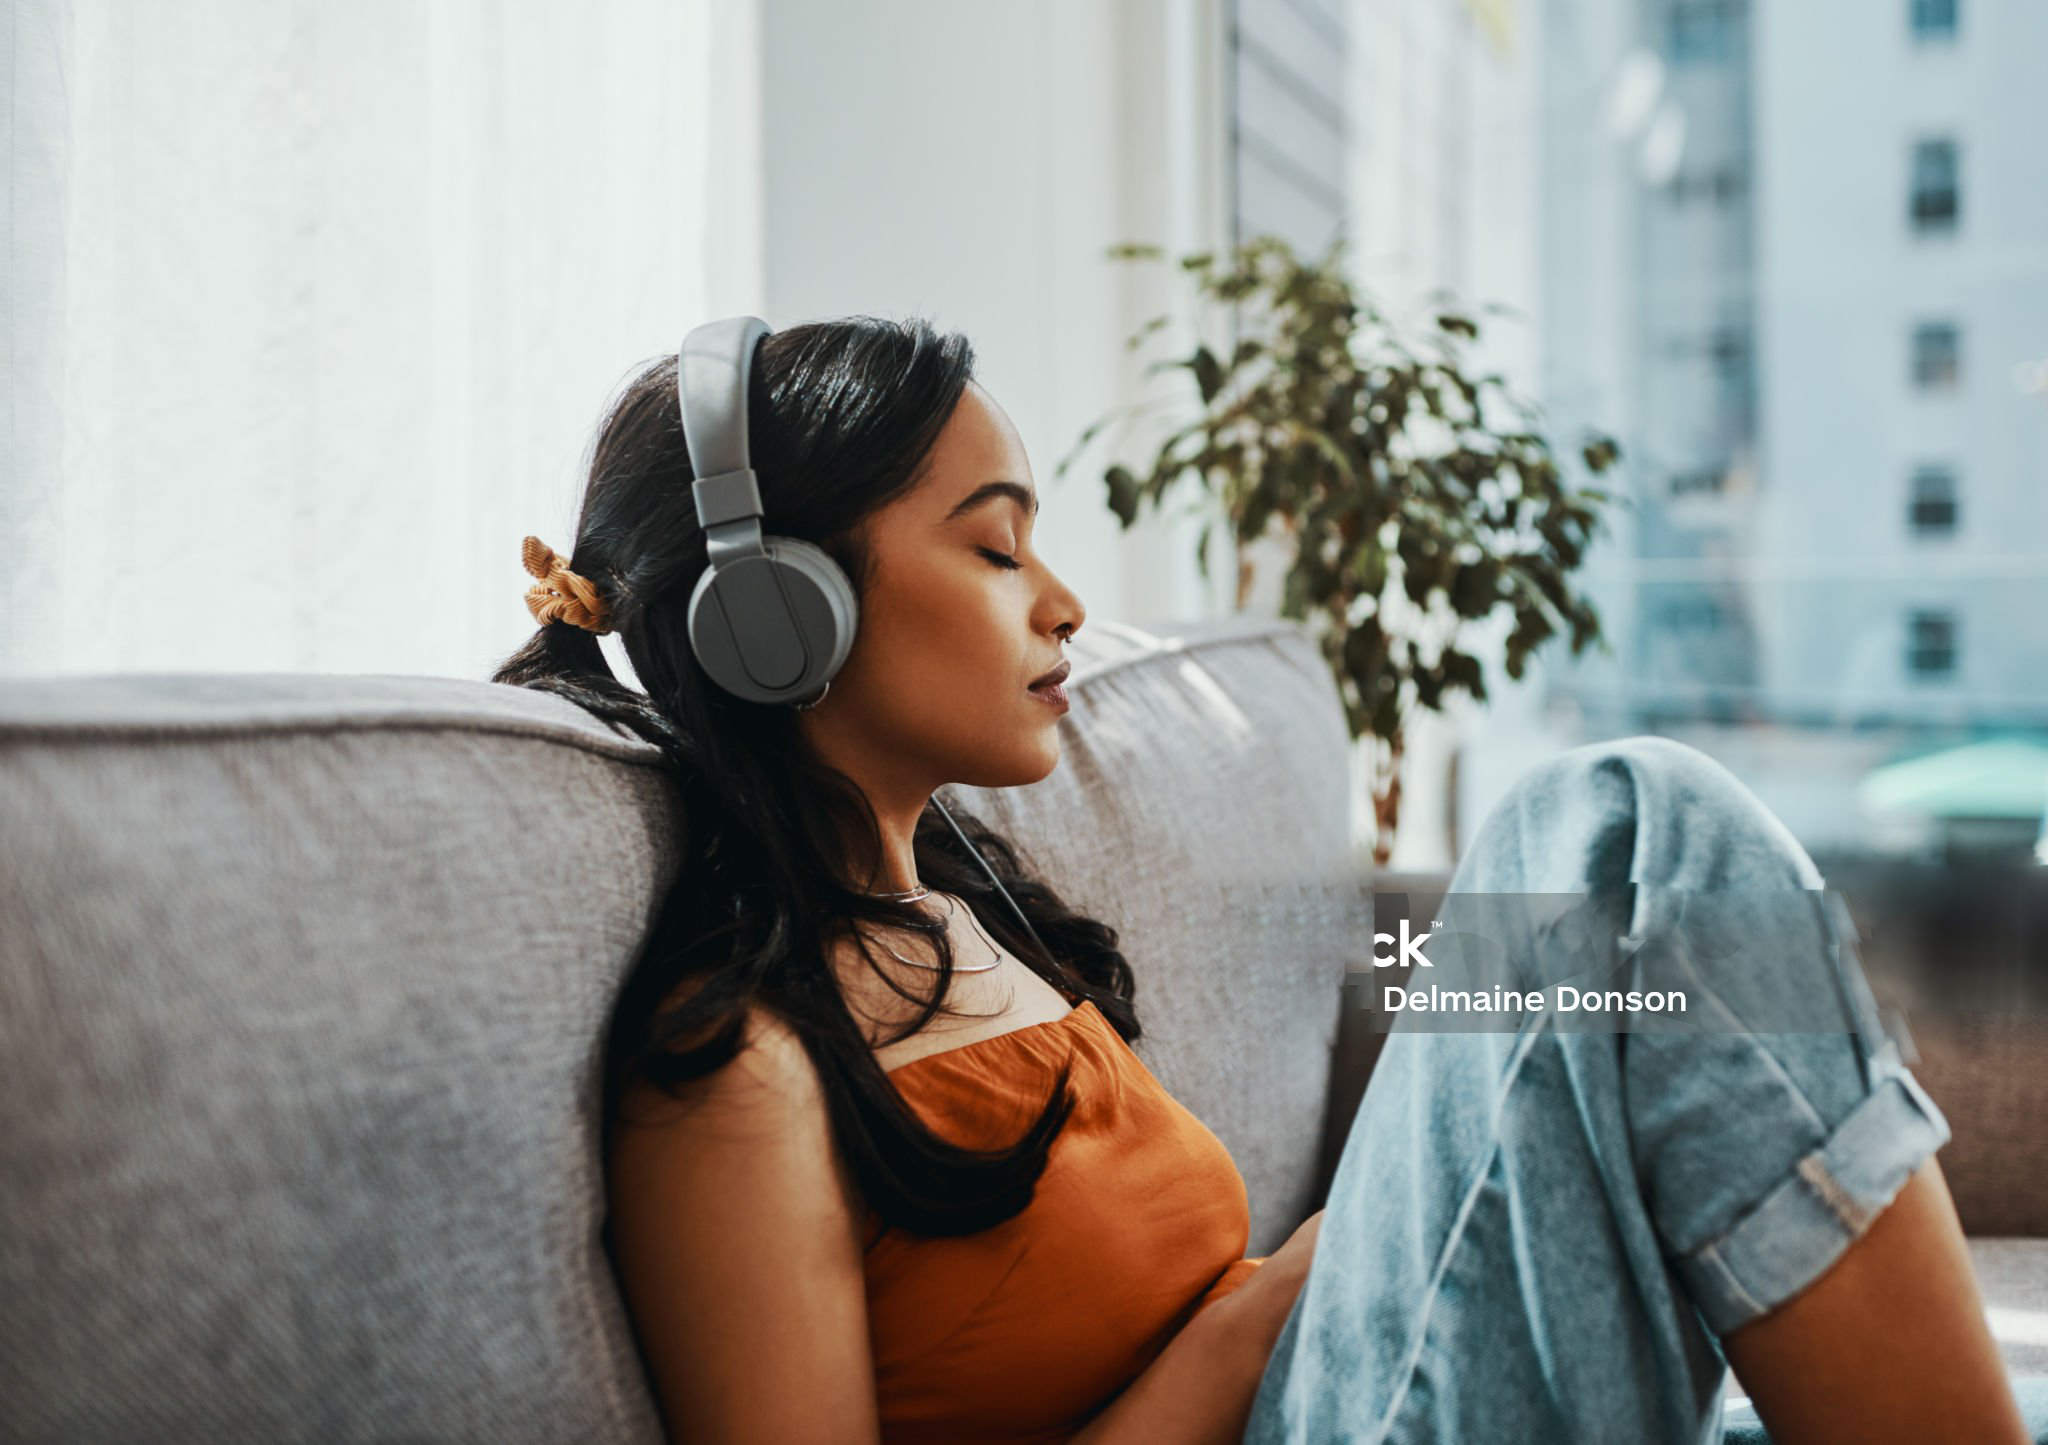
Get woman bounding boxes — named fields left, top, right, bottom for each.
left=492, top=315, right=2027, bottom=1443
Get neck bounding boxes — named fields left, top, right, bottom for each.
left=853, top=801, right=926, bottom=895
left=795, top=714, right=934, bottom=898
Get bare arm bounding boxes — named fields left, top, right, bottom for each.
left=1722, top=1157, right=2028, bottom=1445
left=1070, top=1211, right=1324, bottom=1445
left=607, top=1004, right=882, bottom=1445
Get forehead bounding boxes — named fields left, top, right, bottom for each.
left=913, top=384, right=1038, bottom=524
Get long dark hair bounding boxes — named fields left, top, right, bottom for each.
left=492, top=314, right=1139, bottom=1239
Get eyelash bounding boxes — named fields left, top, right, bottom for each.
left=977, top=547, right=1024, bottom=571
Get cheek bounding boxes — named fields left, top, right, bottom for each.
left=844, top=566, right=1021, bottom=702
left=897, top=576, right=1013, bottom=661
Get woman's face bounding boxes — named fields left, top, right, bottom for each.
left=797, top=381, right=1087, bottom=803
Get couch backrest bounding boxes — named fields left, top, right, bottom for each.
left=0, top=616, right=1363, bottom=1442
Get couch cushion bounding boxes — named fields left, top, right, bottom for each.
left=0, top=616, right=1362, bottom=1439
left=0, top=670, right=682, bottom=1443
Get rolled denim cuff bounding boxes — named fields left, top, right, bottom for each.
left=1673, top=1052, right=1952, bottom=1336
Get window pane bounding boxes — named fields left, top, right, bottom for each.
left=1668, top=0, right=1741, bottom=63
left=1911, top=0, right=1959, bottom=40
left=1908, top=468, right=1960, bottom=533
left=1911, top=322, right=1962, bottom=388
left=1910, top=137, right=1960, bottom=231
left=1907, top=610, right=1959, bottom=675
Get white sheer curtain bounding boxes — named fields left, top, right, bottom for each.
left=2, top=0, right=762, bottom=681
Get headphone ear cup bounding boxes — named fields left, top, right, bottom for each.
left=767, top=535, right=858, bottom=681
left=686, top=535, right=858, bottom=704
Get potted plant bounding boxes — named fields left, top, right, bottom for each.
left=1058, top=233, right=1624, bottom=866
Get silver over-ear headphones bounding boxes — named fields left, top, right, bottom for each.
left=680, top=315, right=856, bottom=711
left=677, top=315, right=1056, bottom=968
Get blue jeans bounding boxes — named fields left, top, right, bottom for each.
left=1241, top=735, right=1962, bottom=1444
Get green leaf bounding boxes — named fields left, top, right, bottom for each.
left=1350, top=538, right=1388, bottom=596
left=1105, top=465, right=1141, bottom=528
left=1448, top=559, right=1503, bottom=619
left=1191, top=346, right=1225, bottom=405
left=1508, top=605, right=1556, bottom=654
left=1440, top=648, right=1486, bottom=702
left=1371, top=689, right=1402, bottom=740
left=1125, top=314, right=1173, bottom=352
left=1342, top=617, right=1388, bottom=682
left=1300, top=426, right=1360, bottom=486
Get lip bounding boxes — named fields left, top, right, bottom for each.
left=1029, top=659, right=1071, bottom=690
left=1028, top=681, right=1070, bottom=712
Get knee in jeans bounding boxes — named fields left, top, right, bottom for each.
left=1457, top=734, right=1823, bottom=905
left=1564, top=734, right=1821, bottom=892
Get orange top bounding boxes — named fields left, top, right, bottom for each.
left=861, top=999, right=1268, bottom=1445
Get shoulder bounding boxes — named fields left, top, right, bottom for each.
left=606, top=987, right=881, bottom=1442
left=616, top=984, right=831, bottom=1133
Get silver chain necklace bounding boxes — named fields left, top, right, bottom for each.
left=857, top=883, right=1004, bottom=974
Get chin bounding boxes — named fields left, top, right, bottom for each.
left=1031, top=721, right=1069, bottom=776
left=956, top=735, right=1062, bottom=790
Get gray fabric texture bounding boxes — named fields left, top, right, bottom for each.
left=0, top=615, right=1359, bottom=1442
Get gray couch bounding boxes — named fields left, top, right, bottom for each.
left=2, top=615, right=2041, bottom=1442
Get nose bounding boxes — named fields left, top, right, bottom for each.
left=1050, top=578, right=1085, bottom=643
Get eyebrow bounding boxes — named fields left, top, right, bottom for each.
left=942, top=480, right=1039, bottom=523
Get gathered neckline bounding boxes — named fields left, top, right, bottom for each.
left=882, top=998, right=1100, bottom=1081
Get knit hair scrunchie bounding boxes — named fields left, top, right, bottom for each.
left=521, top=535, right=613, bottom=635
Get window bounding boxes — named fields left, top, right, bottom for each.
left=1670, top=468, right=1728, bottom=497
left=1910, top=138, right=1959, bottom=232
left=1911, top=0, right=1958, bottom=41
left=1911, top=322, right=1961, bottom=390
left=1668, top=0, right=1741, bottom=63
left=1660, top=595, right=1726, bottom=630
left=1908, top=467, right=1959, bottom=533
left=1227, top=0, right=1349, bottom=263
left=1907, top=610, right=1958, bottom=676
left=1658, top=327, right=1751, bottom=371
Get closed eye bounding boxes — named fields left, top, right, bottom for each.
left=977, top=547, right=1023, bottom=571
